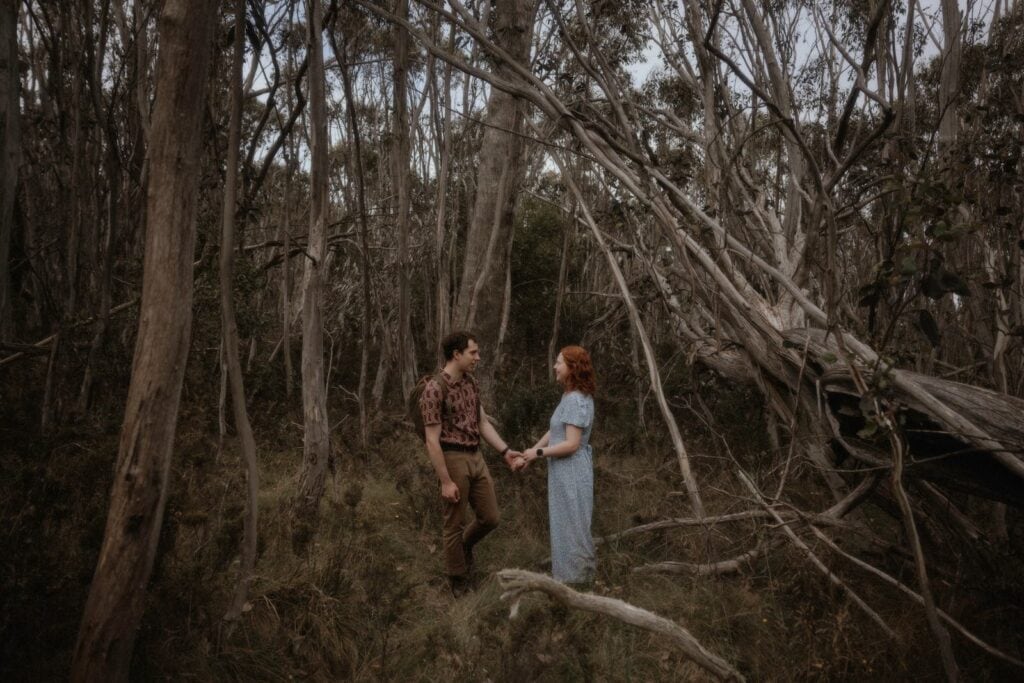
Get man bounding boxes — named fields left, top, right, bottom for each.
left=419, top=330, right=519, bottom=596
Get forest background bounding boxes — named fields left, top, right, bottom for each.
left=1, top=0, right=1024, bottom=680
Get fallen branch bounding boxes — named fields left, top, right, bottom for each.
left=595, top=510, right=772, bottom=546
left=888, top=429, right=959, bottom=681
left=596, top=477, right=876, bottom=547
left=633, top=545, right=768, bottom=576
left=497, top=569, right=744, bottom=681
left=800, top=520, right=1024, bottom=670
left=737, top=472, right=899, bottom=641
left=554, top=151, right=705, bottom=517
left=0, top=298, right=140, bottom=368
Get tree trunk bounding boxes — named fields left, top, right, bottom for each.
left=493, top=216, right=516, bottom=370
left=61, top=2, right=83, bottom=322
left=76, top=2, right=118, bottom=416
left=453, top=0, right=536, bottom=365
left=334, top=28, right=372, bottom=447
left=0, top=0, right=19, bottom=341
left=221, top=0, right=259, bottom=626
left=938, top=0, right=961, bottom=147
left=548, top=209, right=572, bottom=380
left=432, top=30, right=455, bottom=354
left=392, top=0, right=417, bottom=394
left=281, top=15, right=298, bottom=399
left=292, top=0, right=332, bottom=552
left=70, top=1, right=217, bottom=679
left=280, top=168, right=294, bottom=397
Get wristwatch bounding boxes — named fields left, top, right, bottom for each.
left=500, top=446, right=510, bottom=456
left=536, top=448, right=544, bottom=458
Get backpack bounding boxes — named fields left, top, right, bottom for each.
left=408, top=372, right=449, bottom=441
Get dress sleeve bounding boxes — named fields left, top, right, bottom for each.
left=562, top=392, right=593, bottom=429
left=419, top=380, right=443, bottom=427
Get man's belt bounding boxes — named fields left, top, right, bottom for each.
left=440, top=442, right=479, bottom=453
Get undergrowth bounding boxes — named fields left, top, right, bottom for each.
left=1, top=363, right=1022, bottom=681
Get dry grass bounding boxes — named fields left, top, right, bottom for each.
left=2, top=381, right=1022, bottom=681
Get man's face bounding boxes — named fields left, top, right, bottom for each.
left=454, top=339, right=481, bottom=372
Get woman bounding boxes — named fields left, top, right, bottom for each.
left=517, top=345, right=596, bottom=584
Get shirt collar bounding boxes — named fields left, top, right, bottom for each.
left=440, top=369, right=471, bottom=386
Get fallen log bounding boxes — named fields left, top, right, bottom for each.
left=783, top=328, right=1024, bottom=506
left=497, top=569, right=744, bottom=681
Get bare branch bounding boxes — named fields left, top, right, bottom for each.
left=497, top=569, right=745, bottom=681
left=737, top=471, right=899, bottom=640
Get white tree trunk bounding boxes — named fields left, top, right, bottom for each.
left=292, top=0, right=332, bottom=550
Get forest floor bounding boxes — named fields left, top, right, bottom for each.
left=2, top=378, right=1022, bottom=681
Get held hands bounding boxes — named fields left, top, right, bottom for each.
left=507, top=450, right=529, bottom=472
left=503, top=448, right=521, bottom=471
left=502, top=445, right=545, bottom=473
left=509, top=448, right=541, bottom=472
left=502, top=448, right=528, bottom=472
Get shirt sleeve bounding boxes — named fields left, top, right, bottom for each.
left=419, top=380, right=443, bottom=427
left=562, top=392, right=593, bottom=429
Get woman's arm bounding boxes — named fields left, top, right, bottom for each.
left=523, top=425, right=581, bottom=464
left=531, top=431, right=550, bottom=450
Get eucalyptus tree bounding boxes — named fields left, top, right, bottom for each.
left=392, top=0, right=418, bottom=394
left=71, top=0, right=219, bottom=678
left=219, top=0, right=259, bottom=626
left=291, top=0, right=334, bottom=551
left=451, top=0, right=538, bottom=377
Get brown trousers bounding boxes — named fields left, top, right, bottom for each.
left=442, top=450, right=500, bottom=577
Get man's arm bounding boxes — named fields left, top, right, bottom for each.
left=479, top=406, right=517, bottom=468
left=425, top=423, right=459, bottom=502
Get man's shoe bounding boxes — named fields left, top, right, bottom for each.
left=449, top=575, right=471, bottom=598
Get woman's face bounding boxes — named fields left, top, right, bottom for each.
left=553, top=353, right=569, bottom=385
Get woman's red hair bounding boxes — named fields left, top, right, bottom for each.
left=560, top=345, right=596, bottom=395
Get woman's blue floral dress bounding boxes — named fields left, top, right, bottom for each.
left=546, top=390, right=596, bottom=583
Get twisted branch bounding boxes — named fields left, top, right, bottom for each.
left=497, top=569, right=744, bottom=681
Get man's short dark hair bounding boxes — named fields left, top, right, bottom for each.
left=442, top=330, right=477, bottom=360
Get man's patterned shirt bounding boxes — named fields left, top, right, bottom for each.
left=418, top=370, right=481, bottom=448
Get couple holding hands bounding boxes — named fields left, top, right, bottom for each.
left=418, top=331, right=596, bottom=595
